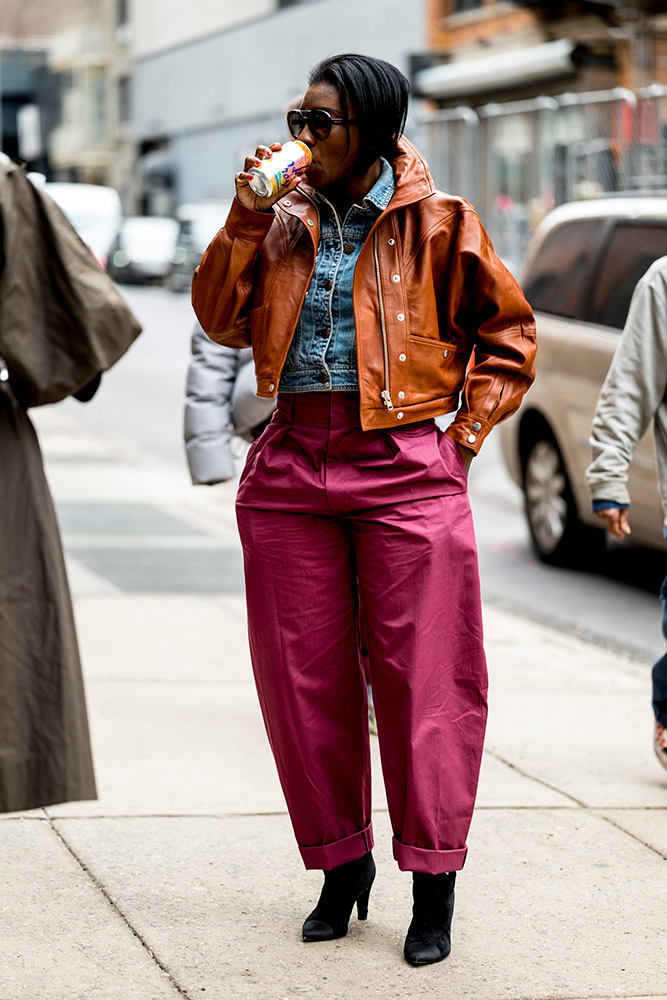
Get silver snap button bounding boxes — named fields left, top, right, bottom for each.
left=443, top=350, right=449, bottom=359
left=399, top=353, right=406, bottom=362
left=397, top=313, right=405, bottom=321
left=388, top=238, right=395, bottom=245
left=307, top=219, right=314, bottom=227
left=397, top=411, right=404, bottom=419
left=268, top=383, right=275, bottom=391
left=467, top=434, right=476, bottom=444
left=398, top=391, right=405, bottom=399
left=283, top=200, right=291, bottom=207
left=392, top=273, right=400, bottom=283
left=472, top=422, right=481, bottom=431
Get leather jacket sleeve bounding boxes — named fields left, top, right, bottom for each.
left=445, top=208, right=537, bottom=452
left=192, top=198, right=274, bottom=349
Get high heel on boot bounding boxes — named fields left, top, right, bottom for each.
left=403, top=871, right=456, bottom=966
left=302, top=852, right=376, bottom=942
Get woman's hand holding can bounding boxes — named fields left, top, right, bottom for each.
left=235, top=143, right=308, bottom=212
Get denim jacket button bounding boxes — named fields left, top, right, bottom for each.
left=343, top=242, right=355, bottom=254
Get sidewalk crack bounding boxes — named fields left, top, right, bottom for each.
left=601, top=813, right=667, bottom=861
left=484, top=749, right=587, bottom=807
left=45, top=812, right=193, bottom=999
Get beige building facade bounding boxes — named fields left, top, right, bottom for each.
left=132, top=0, right=274, bottom=59
left=48, top=0, right=134, bottom=198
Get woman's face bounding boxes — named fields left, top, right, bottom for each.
left=295, top=82, right=362, bottom=191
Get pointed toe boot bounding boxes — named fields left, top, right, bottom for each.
left=403, top=870, right=456, bottom=966
left=302, top=851, right=375, bottom=942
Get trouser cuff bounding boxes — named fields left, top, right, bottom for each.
left=393, top=837, right=468, bottom=873
left=300, top=822, right=374, bottom=870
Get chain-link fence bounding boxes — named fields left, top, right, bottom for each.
left=418, top=86, right=662, bottom=270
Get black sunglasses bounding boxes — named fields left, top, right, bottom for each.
left=287, top=108, right=359, bottom=142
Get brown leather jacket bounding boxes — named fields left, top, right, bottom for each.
left=192, top=137, right=536, bottom=453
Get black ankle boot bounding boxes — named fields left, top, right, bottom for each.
left=302, top=852, right=376, bottom=942
left=403, top=871, right=456, bottom=966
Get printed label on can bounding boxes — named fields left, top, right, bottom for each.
left=248, top=140, right=313, bottom=198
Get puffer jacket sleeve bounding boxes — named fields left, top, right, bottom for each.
left=445, top=207, right=537, bottom=452
left=184, top=323, right=246, bottom=484
left=191, top=198, right=274, bottom=348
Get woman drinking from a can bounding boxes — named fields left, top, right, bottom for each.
left=192, top=52, right=536, bottom=966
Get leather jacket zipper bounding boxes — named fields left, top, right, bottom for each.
left=373, top=230, right=393, bottom=410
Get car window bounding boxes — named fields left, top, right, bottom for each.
left=523, top=219, right=606, bottom=320
left=588, top=222, right=667, bottom=329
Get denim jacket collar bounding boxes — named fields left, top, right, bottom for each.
left=313, top=156, right=395, bottom=216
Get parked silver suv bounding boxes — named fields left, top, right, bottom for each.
left=500, top=196, right=667, bottom=565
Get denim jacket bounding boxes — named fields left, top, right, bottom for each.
left=279, top=157, right=395, bottom=392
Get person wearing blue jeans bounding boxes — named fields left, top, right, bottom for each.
left=654, top=549, right=667, bottom=745
left=586, top=256, right=667, bottom=771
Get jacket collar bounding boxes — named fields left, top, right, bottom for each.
left=311, top=154, right=395, bottom=216
left=385, top=135, right=436, bottom=209
left=286, top=135, right=435, bottom=221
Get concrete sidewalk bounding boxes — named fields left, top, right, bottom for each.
left=1, top=406, right=666, bottom=1000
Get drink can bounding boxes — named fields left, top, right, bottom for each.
left=248, top=140, right=313, bottom=198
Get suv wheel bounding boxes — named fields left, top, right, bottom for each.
left=523, top=435, right=603, bottom=566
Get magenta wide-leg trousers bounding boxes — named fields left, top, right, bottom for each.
left=236, top=392, right=488, bottom=874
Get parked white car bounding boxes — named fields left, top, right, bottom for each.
left=499, top=195, right=667, bottom=565
left=166, top=200, right=232, bottom=292
left=106, top=215, right=180, bottom=284
left=43, top=182, right=122, bottom=269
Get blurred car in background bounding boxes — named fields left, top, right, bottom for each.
left=106, top=215, right=180, bottom=284
left=166, top=200, right=232, bottom=292
left=43, top=182, right=122, bottom=269
left=499, top=195, right=667, bottom=566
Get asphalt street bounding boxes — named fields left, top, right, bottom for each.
left=62, top=284, right=666, bottom=664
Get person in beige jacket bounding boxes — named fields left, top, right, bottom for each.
left=586, top=254, right=667, bottom=772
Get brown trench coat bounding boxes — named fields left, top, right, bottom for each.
left=0, top=157, right=141, bottom=812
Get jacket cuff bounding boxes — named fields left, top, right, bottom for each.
left=587, top=482, right=631, bottom=507
left=255, top=375, right=279, bottom=397
left=446, top=414, right=492, bottom=454
left=224, top=197, right=275, bottom=242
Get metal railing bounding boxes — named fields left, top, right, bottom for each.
left=418, top=86, right=658, bottom=269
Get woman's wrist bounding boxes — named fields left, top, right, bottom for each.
left=455, top=443, right=475, bottom=472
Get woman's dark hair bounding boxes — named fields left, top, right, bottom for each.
left=308, top=53, right=410, bottom=170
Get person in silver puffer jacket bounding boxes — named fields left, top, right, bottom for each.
left=184, top=323, right=378, bottom=734
left=184, top=322, right=276, bottom=485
